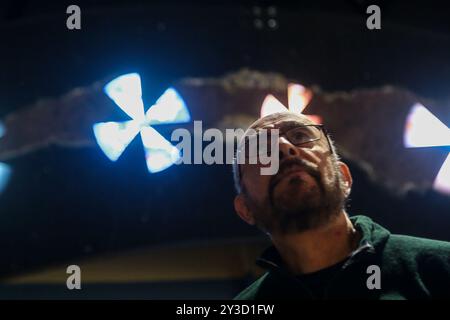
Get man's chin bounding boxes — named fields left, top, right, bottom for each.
left=273, top=196, right=319, bottom=214
left=273, top=174, right=318, bottom=200
left=281, top=171, right=311, bottom=184
left=273, top=189, right=318, bottom=212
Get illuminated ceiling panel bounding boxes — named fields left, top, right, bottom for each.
left=146, top=88, right=191, bottom=125
left=260, top=94, right=288, bottom=117
left=404, top=103, right=450, bottom=148
left=404, top=103, right=450, bottom=195
left=433, top=153, right=450, bottom=195
left=103, top=73, right=145, bottom=122
left=93, top=120, right=140, bottom=161
left=140, top=126, right=181, bottom=173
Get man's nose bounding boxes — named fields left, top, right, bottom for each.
left=278, top=137, right=300, bottom=160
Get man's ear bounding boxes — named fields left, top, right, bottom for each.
left=338, top=161, right=353, bottom=197
left=234, top=194, right=256, bottom=225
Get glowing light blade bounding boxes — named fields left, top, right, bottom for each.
left=0, top=121, right=5, bottom=137
left=104, top=73, right=145, bottom=121
left=0, top=163, right=11, bottom=194
left=404, top=103, right=450, bottom=148
left=260, top=94, right=288, bottom=117
left=306, top=115, right=322, bottom=124
left=433, top=153, right=450, bottom=195
left=92, top=120, right=140, bottom=161
left=288, top=83, right=313, bottom=114
left=140, top=126, right=180, bottom=173
left=146, top=88, right=191, bottom=125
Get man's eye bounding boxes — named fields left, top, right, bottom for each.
left=291, top=131, right=307, bottom=142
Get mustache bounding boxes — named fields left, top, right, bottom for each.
left=268, top=157, right=321, bottom=205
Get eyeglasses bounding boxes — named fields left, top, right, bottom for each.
left=236, top=124, right=333, bottom=160
left=233, top=124, right=334, bottom=194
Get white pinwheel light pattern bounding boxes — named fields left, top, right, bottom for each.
left=404, top=103, right=450, bottom=195
left=260, top=83, right=320, bottom=123
left=93, top=73, right=191, bottom=173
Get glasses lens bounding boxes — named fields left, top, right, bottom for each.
left=239, top=131, right=273, bottom=160
left=286, top=126, right=321, bottom=145
left=237, top=126, right=322, bottom=161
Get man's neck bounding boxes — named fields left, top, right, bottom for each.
left=270, top=211, right=360, bottom=275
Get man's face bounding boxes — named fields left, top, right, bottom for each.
left=235, top=112, right=351, bottom=235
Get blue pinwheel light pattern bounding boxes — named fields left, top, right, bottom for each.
left=93, top=73, right=191, bottom=173
left=0, top=121, right=11, bottom=193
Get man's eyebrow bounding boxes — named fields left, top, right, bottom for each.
left=270, top=120, right=305, bottom=132
left=247, top=120, right=311, bottom=139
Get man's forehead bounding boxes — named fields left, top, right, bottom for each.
left=247, top=112, right=314, bottom=132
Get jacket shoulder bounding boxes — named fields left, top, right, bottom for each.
left=383, top=234, right=450, bottom=298
left=386, top=234, right=450, bottom=257
left=383, top=234, right=450, bottom=278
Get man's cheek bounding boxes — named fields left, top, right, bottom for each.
left=259, top=134, right=280, bottom=176
left=255, top=175, right=270, bottom=194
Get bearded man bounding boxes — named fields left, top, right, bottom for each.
left=232, top=112, right=450, bottom=300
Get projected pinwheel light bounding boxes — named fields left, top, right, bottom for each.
left=93, top=73, right=191, bottom=173
left=260, top=83, right=320, bottom=123
left=404, top=103, right=450, bottom=195
left=0, top=122, right=11, bottom=193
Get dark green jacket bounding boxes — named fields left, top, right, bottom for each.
left=235, top=215, right=450, bottom=300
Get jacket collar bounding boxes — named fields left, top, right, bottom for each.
left=256, top=215, right=390, bottom=272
